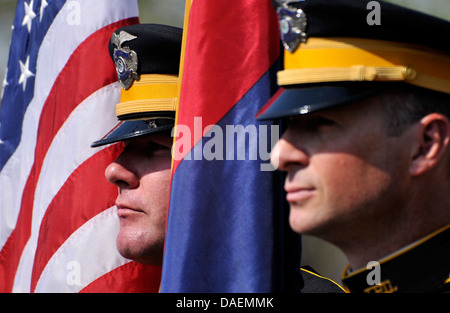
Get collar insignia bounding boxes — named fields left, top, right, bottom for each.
left=276, top=0, right=308, bottom=52
left=342, top=225, right=450, bottom=293
left=111, top=31, right=139, bottom=90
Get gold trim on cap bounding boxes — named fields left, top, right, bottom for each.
left=117, top=74, right=179, bottom=119
left=280, top=37, right=450, bottom=94
left=278, top=65, right=416, bottom=85
left=116, top=98, right=177, bottom=117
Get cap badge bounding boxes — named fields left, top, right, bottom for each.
left=111, top=31, right=139, bottom=90
left=146, top=120, right=158, bottom=129
left=276, top=0, right=308, bottom=52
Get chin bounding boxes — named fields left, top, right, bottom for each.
left=116, top=230, right=164, bottom=266
left=289, top=206, right=317, bottom=233
left=288, top=206, right=333, bottom=237
left=289, top=218, right=317, bottom=235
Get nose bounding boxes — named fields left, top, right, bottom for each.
left=105, top=153, right=139, bottom=190
left=271, top=129, right=310, bottom=171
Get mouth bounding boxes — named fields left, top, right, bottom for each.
left=285, top=186, right=316, bottom=204
left=116, top=203, right=144, bottom=218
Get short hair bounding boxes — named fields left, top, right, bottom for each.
left=379, top=85, right=450, bottom=137
left=379, top=84, right=450, bottom=177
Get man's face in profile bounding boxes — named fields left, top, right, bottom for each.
left=105, top=133, right=172, bottom=265
left=271, top=97, right=411, bottom=243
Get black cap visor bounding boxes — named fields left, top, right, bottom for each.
left=256, top=82, right=387, bottom=120
left=91, top=118, right=174, bottom=148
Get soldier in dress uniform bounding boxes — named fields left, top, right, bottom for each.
left=258, top=0, right=450, bottom=292
left=91, top=24, right=182, bottom=266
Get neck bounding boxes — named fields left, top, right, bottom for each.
left=337, top=188, right=450, bottom=270
left=342, top=225, right=450, bottom=293
left=341, top=224, right=450, bottom=271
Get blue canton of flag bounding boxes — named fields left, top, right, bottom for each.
left=1, top=0, right=63, bottom=170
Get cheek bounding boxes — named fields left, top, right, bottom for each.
left=317, top=152, right=396, bottom=210
left=313, top=153, right=357, bottom=189
left=139, top=168, right=172, bottom=215
left=116, top=169, right=171, bottom=259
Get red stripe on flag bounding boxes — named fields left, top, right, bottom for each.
left=79, top=262, right=162, bottom=293
left=0, top=176, right=34, bottom=292
left=0, top=17, right=138, bottom=292
left=30, top=145, right=122, bottom=292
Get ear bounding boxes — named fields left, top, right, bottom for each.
left=410, top=114, right=450, bottom=176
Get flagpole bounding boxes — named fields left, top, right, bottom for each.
left=171, top=0, right=192, bottom=175
left=162, top=0, right=191, bottom=292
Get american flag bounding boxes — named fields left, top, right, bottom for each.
left=0, top=0, right=161, bottom=292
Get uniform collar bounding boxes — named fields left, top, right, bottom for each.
left=342, top=225, right=450, bottom=293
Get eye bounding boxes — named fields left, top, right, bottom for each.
left=146, top=141, right=171, bottom=157
left=302, top=116, right=337, bottom=131
left=288, top=115, right=337, bottom=132
left=311, top=117, right=335, bottom=127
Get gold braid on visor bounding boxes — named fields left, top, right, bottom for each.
left=278, top=38, right=450, bottom=94
left=116, top=74, right=179, bottom=119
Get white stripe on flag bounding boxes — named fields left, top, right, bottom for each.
left=11, top=83, right=120, bottom=292
left=23, top=207, right=129, bottom=293
left=33, top=82, right=119, bottom=235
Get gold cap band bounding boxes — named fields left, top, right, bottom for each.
left=117, top=74, right=179, bottom=118
left=279, top=38, right=450, bottom=94
left=116, top=98, right=177, bottom=117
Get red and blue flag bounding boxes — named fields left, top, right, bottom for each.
left=161, top=0, right=301, bottom=292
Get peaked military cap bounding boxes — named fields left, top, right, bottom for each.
left=91, top=24, right=182, bottom=148
left=257, top=0, right=450, bottom=120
